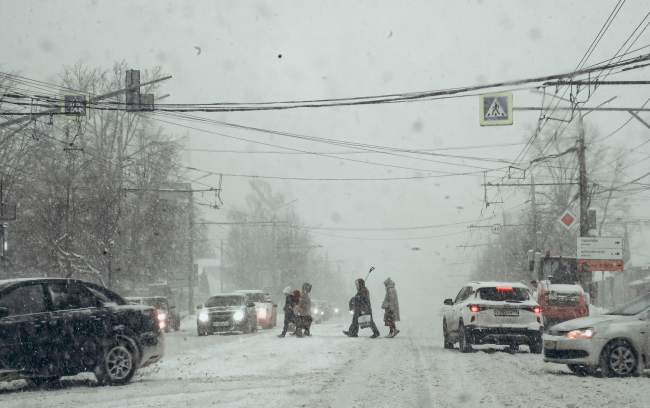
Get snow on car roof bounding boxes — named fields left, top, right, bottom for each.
left=0, top=277, right=85, bottom=290
left=546, top=284, right=584, bottom=293
left=211, top=292, right=246, bottom=297
left=467, top=281, right=529, bottom=289
left=234, top=289, right=264, bottom=293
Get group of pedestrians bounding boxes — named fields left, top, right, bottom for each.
left=278, top=282, right=313, bottom=338
left=277, top=274, right=400, bottom=339
left=344, top=277, right=400, bottom=338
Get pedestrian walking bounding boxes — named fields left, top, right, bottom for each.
left=293, top=282, right=313, bottom=338
left=343, top=278, right=380, bottom=338
left=278, top=286, right=296, bottom=338
left=382, top=277, right=401, bottom=338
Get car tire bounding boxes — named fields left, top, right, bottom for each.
left=243, top=320, right=252, bottom=334
left=95, top=340, right=137, bottom=386
left=198, top=328, right=207, bottom=336
left=458, top=322, right=472, bottom=353
left=598, top=339, right=638, bottom=378
left=30, top=376, right=60, bottom=388
left=443, top=319, right=454, bottom=349
left=528, top=331, right=543, bottom=354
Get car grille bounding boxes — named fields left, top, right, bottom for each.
left=208, top=312, right=231, bottom=322
left=544, top=349, right=589, bottom=359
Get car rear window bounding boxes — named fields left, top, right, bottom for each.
left=205, top=296, right=244, bottom=307
left=477, top=287, right=529, bottom=302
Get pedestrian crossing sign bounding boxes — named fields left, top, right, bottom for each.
left=61, top=92, right=90, bottom=120
left=479, top=92, right=513, bottom=126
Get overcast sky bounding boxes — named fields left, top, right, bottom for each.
left=2, top=0, right=650, bottom=307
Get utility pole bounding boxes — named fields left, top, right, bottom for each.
left=188, top=188, right=195, bottom=314
left=531, top=173, right=537, bottom=253
left=220, top=239, right=224, bottom=293
left=578, top=113, right=589, bottom=238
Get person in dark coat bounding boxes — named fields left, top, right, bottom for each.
left=293, top=282, right=313, bottom=338
left=278, top=286, right=296, bottom=338
left=381, top=277, right=401, bottom=338
left=343, top=278, right=380, bottom=338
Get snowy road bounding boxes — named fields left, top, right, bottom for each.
left=1, top=312, right=648, bottom=408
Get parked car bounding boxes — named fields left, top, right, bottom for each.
left=543, top=291, right=650, bottom=377
left=535, top=280, right=589, bottom=328
left=234, top=290, right=277, bottom=329
left=0, top=278, right=164, bottom=386
left=196, top=293, right=257, bottom=335
left=125, top=296, right=180, bottom=332
left=311, top=300, right=324, bottom=324
left=442, top=282, right=543, bottom=353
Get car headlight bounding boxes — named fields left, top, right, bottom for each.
left=234, top=310, right=244, bottom=321
left=198, top=312, right=209, bottom=322
left=566, top=328, right=595, bottom=339
left=257, top=308, right=267, bottom=318
left=335, top=308, right=339, bottom=313
left=321, top=311, right=324, bottom=315
left=158, top=313, right=166, bottom=321
left=313, top=309, right=318, bottom=314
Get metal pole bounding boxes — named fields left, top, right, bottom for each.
left=188, top=190, right=195, bottom=314
left=531, top=173, right=537, bottom=253
left=220, top=239, right=224, bottom=293
left=578, top=112, right=589, bottom=238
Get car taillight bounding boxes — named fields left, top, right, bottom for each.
left=496, top=286, right=513, bottom=291
left=468, top=305, right=483, bottom=313
left=533, top=306, right=541, bottom=314
left=152, top=309, right=165, bottom=330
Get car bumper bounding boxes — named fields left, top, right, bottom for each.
left=542, top=335, right=607, bottom=366
left=137, top=330, right=165, bottom=368
left=467, top=326, right=541, bottom=345
left=198, top=321, right=248, bottom=332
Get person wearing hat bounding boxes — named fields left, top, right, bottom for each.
left=278, top=286, right=296, bottom=338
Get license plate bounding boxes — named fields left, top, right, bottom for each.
left=213, top=322, right=229, bottom=327
left=544, top=340, right=557, bottom=350
left=549, top=292, right=558, bottom=300
left=494, top=309, right=519, bottom=316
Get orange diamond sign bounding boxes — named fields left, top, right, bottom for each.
left=558, top=210, right=577, bottom=230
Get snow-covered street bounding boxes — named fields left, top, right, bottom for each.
left=1, top=311, right=648, bottom=408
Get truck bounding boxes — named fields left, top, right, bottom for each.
left=528, top=250, right=590, bottom=328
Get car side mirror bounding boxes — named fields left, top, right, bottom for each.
left=169, top=305, right=176, bottom=309
left=273, top=303, right=278, bottom=307
left=444, top=299, right=453, bottom=306
left=196, top=305, right=203, bottom=310
left=247, top=302, right=255, bottom=308
left=0, top=307, right=9, bottom=318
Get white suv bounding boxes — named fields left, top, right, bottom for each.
left=442, top=282, right=543, bottom=353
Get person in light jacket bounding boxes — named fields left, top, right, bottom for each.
left=293, top=282, right=312, bottom=338
left=382, top=277, right=401, bottom=338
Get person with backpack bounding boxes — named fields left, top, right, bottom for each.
left=343, top=278, right=380, bottom=338
left=381, top=277, right=401, bottom=338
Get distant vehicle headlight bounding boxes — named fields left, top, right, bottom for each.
left=198, top=312, right=208, bottom=322
left=321, top=311, right=324, bottom=315
left=158, top=313, right=166, bottom=321
left=313, top=309, right=318, bottom=314
left=257, top=308, right=267, bottom=318
left=566, top=328, right=595, bottom=339
left=350, top=311, right=354, bottom=315
left=234, top=310, right=245, bottom=321
left=335, top=308, right=339, bottom=313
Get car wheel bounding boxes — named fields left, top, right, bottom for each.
left=567, top=364, right=590, bottom=376
left=458, top=322, right=472, bottom=353
left=443, top=319, right=454, bottom=349
left=599, top=339, right=638, bottom=377
left=197, top=328, right=206, bottom=336
left=507, top=344, right=519, bottom=353
left=529, top=332, right=543, bottom=354
left=95, top=340, right=137, bottom=386
left=30, top=376, right=60, bottom=387
left=243, top=320, right=252, bottom=334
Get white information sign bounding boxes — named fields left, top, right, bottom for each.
left=577, top=237, right=623, bottom=260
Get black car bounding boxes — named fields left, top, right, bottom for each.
left=196, top=293, right=257, bottom=335
left=0, top=278, right=164, bottom=386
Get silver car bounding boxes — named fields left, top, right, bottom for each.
left=543, top=292, right=650, bottom=377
